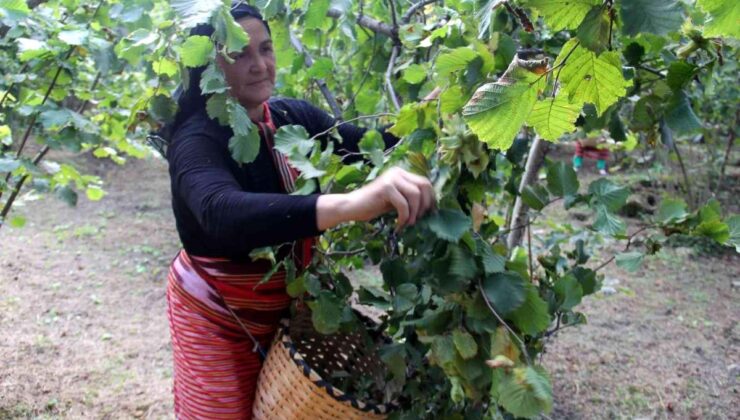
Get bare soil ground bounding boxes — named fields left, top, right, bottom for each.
left=1, top=151, right=738, bottom=419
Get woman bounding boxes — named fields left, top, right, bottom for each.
left=165, top=4, right=436, bottom=418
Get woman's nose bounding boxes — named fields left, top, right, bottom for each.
left=250, top=53, right=267, bottom=74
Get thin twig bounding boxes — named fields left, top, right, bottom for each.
left=401, top=0, right=438, bottom=23
left=671, top=141, right=694, bottom=209
left=593, top=225, right=651, bottom=272
left=552, top=41, right=580, bottom=98
left=309, top=112, right=395, bottom=141
left=385, top=45, right=402, bottom=112
left=716, top=110, right=737, bottom=193
left=288, top=31, right=343, bottom=120
left=527, top=215, right=534, bottom=281
left=637, top=65, right=666, bottom=78
left=478, top=277, right=532, bottom=366
left=326, top=8, right=395, bottom=39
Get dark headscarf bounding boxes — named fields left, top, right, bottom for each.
left=161, top=2, right=270, bottom=143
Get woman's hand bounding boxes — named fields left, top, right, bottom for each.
left=317, top=167, right=436, bottom=231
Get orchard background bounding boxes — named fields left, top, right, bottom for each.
left=0, top=0, right=738, bottom=418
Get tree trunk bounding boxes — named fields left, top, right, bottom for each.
left=506, top=136, right=549, bottom=251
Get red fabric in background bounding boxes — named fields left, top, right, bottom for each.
left=575, top=140, right=609, bottom=161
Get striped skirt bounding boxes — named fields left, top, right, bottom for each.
left=166, top=250, right=292, bottom=419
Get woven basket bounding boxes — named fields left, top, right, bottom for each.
left=253, top=309, right=394, bottom=419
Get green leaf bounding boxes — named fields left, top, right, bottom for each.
left=426, top=209, right=472, bottom=242
left=664, top=91, right=702, bottom=135
left=393, top=283, right=418, bottom=313
left=273, top=124, right=313, bottom=156
left=498, top=366, right=553, bottom=418
left=588, top=178, right=629, bottom=212
left=307, top=291, right=343, bottom=335
left=666, top=61, right=698, bottom=91
left=206, top=93, right=229, bottom=125
left=255, top=0, right=283, bottom=19
left=58, top=29, right=90, bottom=46
left=379, top=344, right=406, bottom=383
left=620, top=0, right=684, bottom=37
left=307, top=57, right=333, bottom=79
left=546, top=161, right=579, bottom=197
left=86, top=185, right=105, bottom=201
left=452, top=329, right=478, bottom=360
left=431, top=335, right=457, bottom=366
left=572, top=266, right=599, bottom=295
left=695, top=220, right=729, bottom=243
left=9, top=215, right=26, bottom=228
left=508, top=285, right=550, bottom=335
left=576, top=6, right=610, bottom=53
left=213, top=7, right=249, bottom=54
left=179, top=35, right=214, bottom=68
left=0, top=0, right=31, bottom=23
left=359, top=130, right=385, bottom=167
left=526, top=96, right=581, bottom=141
left=554, top=39, right=631, bottom=116
left=448, top=244, right=477, bottom=279
left=305, top=0, right=330, bottom=30
left=476, top=238, right=506, bottom=274
left=152, top=57, right=179, bottom=77
left=553, top=274, right=583, bottom=310
left=615, top=252, right=644, bottom=272
left=436, top=47, right=479, bottom=77
left=622, top=42, right=645, bottom=66
left=381, top=258, right=409, bottom=289
left=403, top=64, right=427, bottom=84
left=520, top=185, right=550, bottom=211
left=440, top=86, right=466, bottom=114
left=593, top=205, right=626, bottom=236
left=697, top=0, right=740, bottom=39
left=54, top=185, right=77, bottom=207
left=520, top=0, right=600, bottom=31
left=171, top=0, right=222, bottom=28
left=227, top=100, right=260, bottom=164
left=481, top=272, right=527, bottom=316
left=463, top=82, right=538, bottom=150
left=0, top=157, right=20, bottom=172
left=229, top=131, right=261, bottom=164
left=656, top=197, right=689, bottom=224
left=199, top=63, right=229, bottom=94
left=17, top=38, right=51, bottom=61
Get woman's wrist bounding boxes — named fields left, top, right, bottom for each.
left=316, top=193, right=352, bottom=231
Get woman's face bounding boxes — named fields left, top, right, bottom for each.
left=217, top=18, right=275, bottom=110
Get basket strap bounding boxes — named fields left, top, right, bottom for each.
left=208, top=283, right=268, bottom=361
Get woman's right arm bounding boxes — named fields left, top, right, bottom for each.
left=317, top=167, right=435, bottom=232
left=171, top=135, right=435, bottom=245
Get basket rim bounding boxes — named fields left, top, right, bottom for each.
left=276, top=318, right=398, bottom=415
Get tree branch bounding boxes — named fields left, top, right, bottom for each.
left=327, top=8, right=396, bottom=39
left=401, top=0, right=438, bottom=23
left=385, top=45, right=402, bottom=112
left=506, top=135, right=549, bottom=251
left=289, top=31, right=343, bottom=120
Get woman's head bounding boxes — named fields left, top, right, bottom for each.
left=216, top=13, right=275, bottom=110
left=168, top=3, right=272, bottom=137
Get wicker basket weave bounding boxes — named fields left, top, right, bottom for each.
left=252, top=310, right=394, bottom=419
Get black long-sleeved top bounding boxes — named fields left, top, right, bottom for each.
left=167, top=97, right=396, bottom=261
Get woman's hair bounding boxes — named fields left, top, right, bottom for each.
left=162, top=2, right=270, bottom=143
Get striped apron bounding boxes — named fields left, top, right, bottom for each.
left=166, top=103, right=312, bottom=419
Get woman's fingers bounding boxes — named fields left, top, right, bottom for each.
left=384, top=183, right=410, bottom=231
left=394, top=178, right=422, bottom=225
left=399, top=171, right=436, bottom=219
